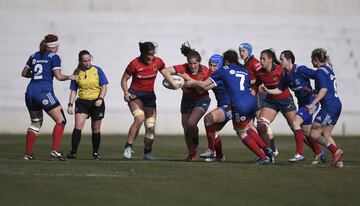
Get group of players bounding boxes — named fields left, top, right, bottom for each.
left=22, top=34, right=344, bottom=168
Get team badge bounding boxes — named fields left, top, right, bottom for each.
left=240, top=116, right=246, bottom=121
left=42, top=99, right=49, bottom=105
left=32, top=59, right=36, bottom=65
left=230, top=70, right=235, bottom=75
left=153, top=64, right=158, bottom=71
left=272, top=75, right=278, bottom=81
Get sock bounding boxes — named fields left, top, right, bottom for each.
left=52, top=123, right=64, bottom=152
left=92, top=132, right=101, bottom=154
left=247, top=128, right=266, bottom=149
left=205, top=124, right=216, bottom=150
left=214, top=136, right=223, bottom=158
left=294, top=129, right=304, bottom=155
left=25, top=131, right=37, bottom=155
left=71, top=128, right=81, bottom=153
left=242, top=136, right=266, bottom=159
left=305, top=135, right=321, bottom=155
left=327, top=143, right=337, bottom=155
left=189, top=138, right=199, bottom=156
left=270, top=139, right=276, bottom=152
left=125, top=143, right=133, bottom=148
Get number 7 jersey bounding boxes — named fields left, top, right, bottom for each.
left=25, top=51, right=61, bottom=87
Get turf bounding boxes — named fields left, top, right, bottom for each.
left=0, top=134, right=359, bottom=206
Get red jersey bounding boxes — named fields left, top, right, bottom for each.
left=256, top=64, right=291, bottom=100
left=126, top=56, right=165, bottom=92
left=244, top=55, right=262, bottom=83
left=175, top=63, right=211, bottom=100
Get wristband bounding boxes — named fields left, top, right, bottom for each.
left=68, top=103, right=73, bottom=107
left=97, top=97, right=104, bottom=101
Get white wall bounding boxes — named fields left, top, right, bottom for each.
left=0, top=0, right=359, bottom=135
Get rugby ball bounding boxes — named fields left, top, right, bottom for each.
left=162, top=74, right=185, bottom=90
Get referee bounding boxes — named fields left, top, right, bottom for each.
left=67, top=50, right=108, bottom=160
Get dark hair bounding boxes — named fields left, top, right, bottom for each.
left=261, top=49, right=280, bottom=65
left=223, top=50, right=242, bottom=66
left=311, top=48, right=333, bottom=68
left=180, top=41, right=202, bottom=63
left=39, top=34, right=58, bottom=54
left=74, top=50, right=92, bottom=75
left=281, top=50, right=296, bottom=64
left=139, top=42, right=156, bottom=63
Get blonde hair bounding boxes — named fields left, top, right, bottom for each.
left=311, top=48, right=333, bottom=68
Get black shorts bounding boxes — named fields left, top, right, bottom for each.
left=75, top=98, right=105, bottom=121
left=128, top=88, right=156, bottom=108
left=262, top=96, right=296, bottom=114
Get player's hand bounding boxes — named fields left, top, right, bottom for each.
left=124, top=92, right=131, bottom=102
left=258, top=84, right=266, bottom=93
left=68, top=75, right=76, bottom=81
left=185, top=79, right=195, bottom=87
left=95, top=99, right=102, bottom=107
left=306, top=104, right=314, bottom=111
left=67, top=106, right=73, bottom=115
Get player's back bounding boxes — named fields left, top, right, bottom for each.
left=26, top=51, right=60, bottom=91
left=315, top=65, right=341, bottom=105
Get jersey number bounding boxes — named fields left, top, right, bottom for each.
left=33, top=64, right=43, bottom=80
left=235, top=73, right=245, bottom=91
left=330, top=74, right=338, bottom=98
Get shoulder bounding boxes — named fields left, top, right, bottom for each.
left=93, top=65, right=104, bottom=73
left=317, top=66, right=329, bottom=75
left=48, top=52, right=60, bottom=60
left=153, top=56, right=164, bottom=63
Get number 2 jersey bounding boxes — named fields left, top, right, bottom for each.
left=24, top=50, right=61, bottom=111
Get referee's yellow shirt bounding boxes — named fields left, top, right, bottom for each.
left=69, top=65, right=108, bottom=100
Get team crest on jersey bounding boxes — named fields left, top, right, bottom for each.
left=152, top=64, right=158, bottom=71
left=272, top=75, right=278, bottom=81
left=42, top=99, right=49, bottom=105
left=240, top=116, right=246, bottom=121
left=32, top=59, right=36, bottom=65
left=229, top=70, right=235, bottom=75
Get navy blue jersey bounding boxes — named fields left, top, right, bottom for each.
left=315, top=65, right=341, bottom=105
left=278, top=65, right=316, bottom=106
left=25, top=51, right=61, bottom=89
left=211, top=70, right=231, bottom=107
left=210, top=64, right=255, bottom=110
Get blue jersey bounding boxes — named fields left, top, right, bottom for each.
left=25, top=51, right=61, bottom=89
left=210, top=64, right=255, bottom=111
left=211, top=70, right=231, bottom=107
left=278, top=65, right=316, bottom=106
left=315, top=65, right=341, bottom=106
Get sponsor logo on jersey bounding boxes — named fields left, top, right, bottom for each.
left=138, top=68, right=144, bottom=71
left=42, top=99, right=49, bottom=105
left=229, top=70, right=235, bottom=75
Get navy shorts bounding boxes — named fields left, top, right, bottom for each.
left=296, top=103, right=319, bottom=125
left=75, top=98, right=105, bottom=121
left=181, top=97, right=211, bottom=114
left=256, top=92, right=267, bottom=111
left=263, top=96, right=297, bottom=114
left=128, top=88, right=156, bottom=108
left=219, top=104, right=232, bottom=122
left=25, top=88, right=60, bottom=112
left=314, top=100, right=342, bottom=126
left=232, top=101, right=257, bottom=130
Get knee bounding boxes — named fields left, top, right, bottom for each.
left=204, top=114, right=213, bottom=125
left=187, top=121, right=198, bottom=131
left=134, top=115, right=145, bottom=126
left=28, top=118, right=43, bottom=134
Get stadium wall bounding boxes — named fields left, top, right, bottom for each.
left=0, top=0, right=359, bottom=135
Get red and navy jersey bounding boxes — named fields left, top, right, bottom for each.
left=256, top=64, right=291, bottom=100
left=126, top=56, right=165, bottom=92
left=244, top=55, right=262, bottom=83
left=175, top=63, right=211, bottom=100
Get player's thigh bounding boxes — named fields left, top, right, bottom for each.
left=29, top=110, right=43, bottom=120
left=74, top=113, right=88, bottom=130
left=187, top=107, right=207, bottom=127
left=259, top=107, right=278, bottom=123
left=47, top=105, right=65, bottom=123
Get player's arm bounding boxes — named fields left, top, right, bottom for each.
left=186, top=78, right=214, bottom=90
left=306, top=70, right=328, bottom=111
left=67, top=90, right=77, bottom=115
left=260, top=84, right=282, bottom=95
left=53, top=69, right=76, bottom=81
left=21, top=66, right=31, bottom=78
left=160, top=68, right=181, bottom=90
left=121, top=72, right=132, bottom=102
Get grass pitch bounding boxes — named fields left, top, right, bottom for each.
left=0, top=134, right=359, bottom=206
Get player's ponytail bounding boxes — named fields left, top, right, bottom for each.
left=311, top=48, right=333, bottom=68
left=181, top=41, right=202, bottom=63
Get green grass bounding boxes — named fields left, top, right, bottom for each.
left=0, top=134, right=359, bottom=206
